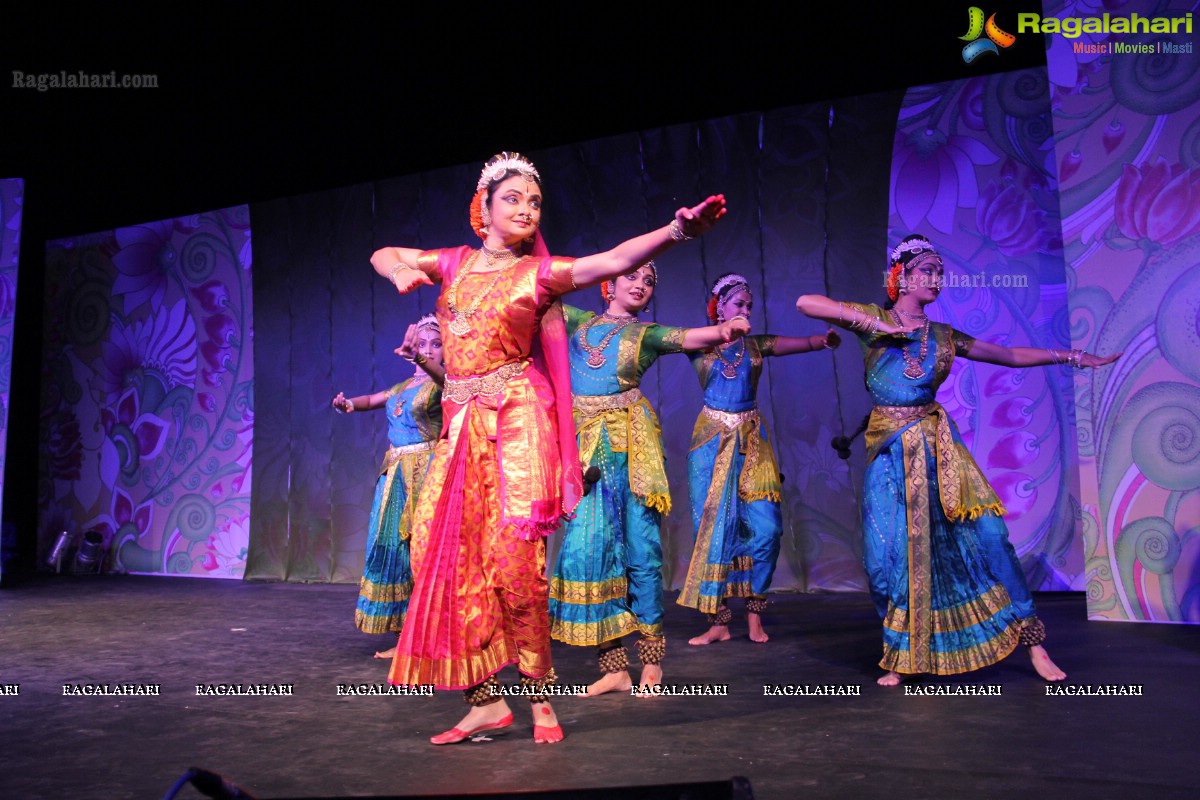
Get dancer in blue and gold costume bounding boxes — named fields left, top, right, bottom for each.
left=797, top=234, right=1118, bottom=684
left=332, top=315, right=444, bottom=657
left=550, top=262, right=749, bottom=696
left=680, top=273, right=840, bottom=646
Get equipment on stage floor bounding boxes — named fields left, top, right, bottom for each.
left=163, top=769, right=754, bottom=800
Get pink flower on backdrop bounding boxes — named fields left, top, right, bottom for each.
left=201, top=514, right=249, bottom=576
left=1115, top=157, right=1200, bottom=247
left=94, top=299, right=197, bottom=399
left=100, top=387, right=170, bottom=473
left=84, top=485, right=155, bottom=549
left=190, top=280, right=230, bottom=314
left=990, top=472, right=1037, bottom=521
left=990, top=397, right=1035, bottom=429
left=976, top=180, right=1049, bottom=256
left=112, top=221, right=175, bottom=315
left=891, top=128, right=999, bottom=234
left=987, top=430, right=1041, bottom=470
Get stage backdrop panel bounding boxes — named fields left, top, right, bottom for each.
left=39, top=208, right=254, bottom=578
left=251, top=87, right=1109, bottom=597
left=0, top=178, right=23, bottom=577
left=886, top=67, right=1083, bottom=591
left=1044, top=0, right=1200, bottom=623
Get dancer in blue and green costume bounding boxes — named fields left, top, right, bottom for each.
left=680, top=273, right=840, bottom=646
left=796, top=234, right=1119, bottom=684
left=550, top=261, right=750, bottom=696
left=332, top=314, right=445, bottom=658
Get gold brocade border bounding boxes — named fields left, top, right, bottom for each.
left=575, top=397, right=670, bottom=515
left=390, top=644, right=516, bottom=691
left=883, top=584, right=1014, bottom=634
left=549, top=575, right=628, bottom=604
left=880, top=584, right=1023, bottom=675
left=358, top=577, right=412, bottom=603
left=677, top=425, right=739, bottom=612
left=354, top=609, right=405, bottom=635
left=696, top=555, right=754, bottom=583
left=551, top=615, right=640, bottom=647
left=903, top=423, right=933, bottom=674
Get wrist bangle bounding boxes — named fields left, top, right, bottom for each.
left=345, top=399, right=355, bottom=413
left=667, top=219, right=695, bottom=242
left=389, top=263, right=407, bottom=285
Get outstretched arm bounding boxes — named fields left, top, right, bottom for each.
left=963, top=339, right=1121, bottom=369
left=770, top=328, right=841, bottom=355
left=680, top=317, right=751, bottom=350
left=371, top=247, right=436, bottom=294
left=331, top=389, right=391, bottom=414
left=571, top=195, right=728, bottom=288
left=795, top=294, right=918, bottom=337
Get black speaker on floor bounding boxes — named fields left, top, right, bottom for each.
left=166, top=768, right=754, bottom=800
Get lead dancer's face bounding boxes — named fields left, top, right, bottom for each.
left=487, top=175, right=542, bottom=247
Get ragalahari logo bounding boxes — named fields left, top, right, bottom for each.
left=960, top=7, right=1017, bottom=62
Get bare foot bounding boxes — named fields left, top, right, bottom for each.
left=429, top=700, right=512, bottom=745
left=583, top=670, right=632, bottom=697
left=747, top=612, right=769, bottom=643
left=634, top=664, right=663, bottom=699
left=877, top=671, right=903, bottom=686
left=688, top=625, right=731, bottom=646
left=532, top=701, right=564, bottom=744
left=1029, top=645, right=1067, bottom=681
left=373, top=646, right=397, bottom=659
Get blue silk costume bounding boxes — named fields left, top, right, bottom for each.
left=355, top=376, right=442, bottom=634
left=850, top=303, right=1036, bottom=675
left=677, top=335, right=784, bottom=615
left=549, top=306, right=685, bottom=646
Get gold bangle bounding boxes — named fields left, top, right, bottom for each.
left=389, top=262, right=407, bottom=285
left=667, top=219, right=695, bottom=242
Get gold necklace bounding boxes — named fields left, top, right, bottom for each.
left=889, top=309, right=931, bottom=380
left=446, top=250, right=518, bottom=336
left=894, top=306, right=929, bottom=321
left=577, top=312, right=636, bottom=368
left=714, top=340, right=745, bottom=379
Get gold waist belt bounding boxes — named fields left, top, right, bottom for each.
left=573, top=387, right=643, bottom=415
left=380, top=440, right=436, bottom=472
left=873, top=402, right=937, bottom=423
left=444, top=361, right=526, bottom=405
left=702, top=405, right=759, bottom=429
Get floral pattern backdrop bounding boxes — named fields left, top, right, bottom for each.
left=888, top=67, right=1083, bottom=591
left=1045, top=0, right=1200, bottom=622
left=0, top=178, right=22, bottom=542
left=39, top=208, right=254, bottom=578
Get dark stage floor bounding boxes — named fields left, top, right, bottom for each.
left=1, top=575, right=1197, bottom=800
